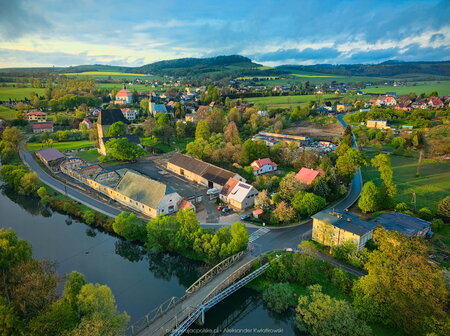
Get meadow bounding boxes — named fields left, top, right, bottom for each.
left=242, top=94, right=344, bottom=108
left=63, top=71, right=163, bottom=80
left=0, top=105, right=17, bottom=120
left=26, top=140, right=94, bottom=152
left=362, top=154, right=450, bottom=213
left=0, top=86, right=46, bottom=100
left=362, top=80, right=450, bottom=96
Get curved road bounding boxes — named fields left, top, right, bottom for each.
left=20, top=113, right=362, bottom=251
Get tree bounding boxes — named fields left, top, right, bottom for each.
left=358, top=181, right=379, bottom=213
left=255, top=190, right=271, bottom=210
left=195, top=120, right=210, bottom=141
left=146, top=215, right=179, bottom=252
left=417, top=207, right=432, bottom=221
left=105, top=122, right=126, bottom=137
left=296, top=285, right=372, bottom=336
left=278, top=172, right=302, bottom=200
left=263, top=283, right=297, bottom=313
left=336, top=148, right=366, bottom=181
left=142, top=118, right=156, bottom=137
left=175, top=120, right=186, bottom=139
left=240, top=139, right=268, bottom=165
left=76, top=284, right=129, bottom=333
left=353, top=229, right=448, bottom=335
left=174, top=209, right=200, bottom=251
left=371, top=154, right=396, bottom=203
left=296, top=193, right=326, bottom=217
left=224, top=121, right=240, bottom=144
left=0, top=297, right=22, bottom=336
left=105, top=138, right=146, bottom=161
left=438, top=196, right=450, bottom=218
left=63, top=271, right=87, bottom=308
left=112, top=212, right=146, bottom=242
left=273, top=201, right=296, bottom=224
left=1, top=126, right=25, bottom=152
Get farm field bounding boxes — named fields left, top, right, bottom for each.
left=242, top=94, right=346, bottom=108
left=0, top=87, right=46, bottom=100
left=362, top=154, right=450, bottom=213
left=0, top=106, right=16, bottom=120
left=63, top=71, right=163, bottom=80
left=283, top=118, right=343, bottom=141
left=362, top=80, right=450, bottom=96
left=26, top=140, right=94, bottom=152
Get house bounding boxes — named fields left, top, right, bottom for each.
left=427, top=97, right=444, bottom=109
left=336, top=104, right=352, bottom=113
left=149, top=102, right=173, bottom=117
left=185, top=113, right=202, bottom=123
left=250, top=158, right=278, bottom=175
left=32, top=122, right=53, bottom=134
left=311, top=211, right=376, bottom=250
left=167, top=153, right=245, bottom=189
left=26, top=111, right=47, bottom=122
left=114, top=170, right=182, bottom=217
left=114, top=85, right=133, bottom=104
left=376, top=96, right=397, bottom=107
left=295, top=167, right=325, bottom=185
left=120, top=108, right=138, bottom=121
left=36, top=148, right=65, bottom=170
left=369, top=212, right=431, bottom=238
left=179, top=199, right=196, bottom=212
left=220, top=178, right=259, bottom=210
left=366, top=119, right=388, bottom=129
left=81, top=118, right=93, bottom=129
left=98, top=134, right=141, bottom=156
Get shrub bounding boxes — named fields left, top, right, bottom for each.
left=418, top=207, right=433, bottom=221
left=263, top=283, right=297, bottom=313
left=395, top=202, right=409, bottom=212
left=431, top=219, right=444, bottom=232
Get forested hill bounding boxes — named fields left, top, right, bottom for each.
left=278, top=60, right=450, bottom=77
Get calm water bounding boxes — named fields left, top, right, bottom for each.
left=0, top=184, right=298, bottom=335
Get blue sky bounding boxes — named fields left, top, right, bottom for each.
left=0, top=0, right=449, bottom=67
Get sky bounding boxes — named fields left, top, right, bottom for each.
left=0, top=0, right=449, bottom=68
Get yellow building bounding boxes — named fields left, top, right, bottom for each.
left=311, top=211, right=375, bottom=250
left=366, top=119, right=388, bottom=129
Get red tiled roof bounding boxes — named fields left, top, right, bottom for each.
left=429, top=97, right=443, bottom=106
left=32, top=123, right=53, bottom=129
left=221, top=177, right=240, bottom=196
left=251, top=158, right=277, bottom=170
left=179, top=199, right=193, bottom=209
left=253, top=209, right=263, bottom=215
left=116, top=88, right=133, bottom=97
left=295, top=167, right=325, bottom=185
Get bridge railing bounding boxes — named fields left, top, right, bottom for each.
left=185, top=250, right=246, bottom=294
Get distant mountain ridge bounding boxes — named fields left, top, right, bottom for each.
left=1, top=55, right=449, bottom=78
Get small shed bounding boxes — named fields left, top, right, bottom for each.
left=36, top=148, right=65, bottom=170
left=253, top=209, right=263, bottom=218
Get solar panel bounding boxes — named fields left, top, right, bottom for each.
left=238, top=183, right=250, bottom=189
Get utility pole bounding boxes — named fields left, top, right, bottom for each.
left=411, top=192, right=417, bottom=211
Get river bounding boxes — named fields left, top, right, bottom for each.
left=0, top=184, right=299, bottom=335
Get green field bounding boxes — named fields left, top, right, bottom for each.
left=0, top=105, right=16, bottom=120
left=242, top=94, right=343, bottom=108
left=362, top=155, right=450, bottom=213
left=0, top=87, right=46, bottom=100
left=63, top=71, right=162, bottom=81
left=75, top=148, right=100, bottom=161
left=362, top=80, right=450, bottom=96
left=26, top=140, right=94, bottom=152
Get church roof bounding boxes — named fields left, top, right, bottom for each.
left=116, top=88, right=133, bottom=97
left=98, top=109, right=127, bottom=126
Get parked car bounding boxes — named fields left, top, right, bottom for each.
left=221, top=207, right=232, bottom=214
left=240, top=214, right=251, bottom=220
left=217, top=205, right=226, bottom=211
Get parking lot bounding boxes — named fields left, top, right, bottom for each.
left=109, top=158, right=225, bottom=223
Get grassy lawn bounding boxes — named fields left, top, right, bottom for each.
left=76, top=148, right=99, bottom=162
left=362, top=154, right=450, bottom=213
left=0, top=105, right=16, bottom=120
left=0, top=87, right=46, bottom=100
left=141, top=137, right=193, bottom=153
left=26, top=140, right=94, bottom=152
left=362, top=80, right=450, bottom=96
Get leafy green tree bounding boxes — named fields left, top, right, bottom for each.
left=296, top=285, right=372, bottom=336
left=278, top=172, right=302, bottom=200
left=63, top=271, right=87, bottom=308
left=353, top=229, right=448, bottom=335
left=263, top=283, right=297, bottom=313
left=371, top=154, right=396, bottom=205
left=1, top=126, right=25, bottom=152
left=146, top=215, right=179, bottom=251
left=358, top=181, right=379, bottom=213
left=186, top=139, right=208, bottom=159
left=224, top=121, right=241, bottom=144
left=195, top=120, right=210, bottom=141
left=336, top=148, right=366, bottom=181
left=76, top=284, right=129, bottom=331
left=105, top=122, right=126, bottom=137
left=0, top=297, right=22, bottom=336
left=240, top=139, right=268, bottom=165
left=28, top=299, right=78, bottom=336
left=174, top=209, right=200, bottom=251
left=105, top=138, right=146, bottom=161
left=296, top=193, right=326, bottom=217
left=113, top=212, right=146, bottom=242
left=175, top=120, right=186, bottom=139
left=82, top=210, right=95, bottom=225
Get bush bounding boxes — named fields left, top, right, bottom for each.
left=431, top=219, right=444, bottom=232
left=263, top=283, right=297, bottom=313
left=438, top=196, right=450, bottom=218
left=395, top=202, right=409, bottom=212
left=331, top=241, right=368, bottom=269
left=418, top=207, right=433, bottom=221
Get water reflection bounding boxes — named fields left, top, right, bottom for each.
left=115, top=240, right=146, bottom=263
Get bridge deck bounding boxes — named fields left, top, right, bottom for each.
left=135, top=254, right=255, bottom=336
